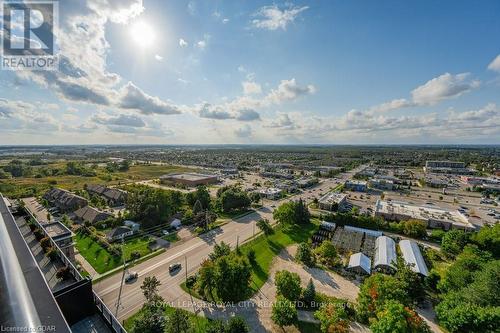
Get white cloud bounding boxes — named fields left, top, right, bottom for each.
left=222, top=18, right=229, bottom=24
left=411, top=72, right=480, bottom=105
left=265, top=78, right=316, bottom=104
left=252, top=4, right=309, bottom=31
left=242, top=81, right=262, bottom=95
left=92, top=113, right=146, bottom=127
left=266, top=113, right=297, bottom=129
left=197, top=40, right=206, bottom=49
left=118, top=82, right=182, bottom=115
left=234, top=124, right=252, bottom=138
left=87, top=0, right=144, bottom=24
left=196, top=103, right=261, bottom=121
left=187, top=1, right=196, bottom=15
left=487, top=54, right=500, bottom=73
left=155, top=54, right=163, bottom=61
left=0, top=99, right=60, bottom=132
left=179, top=38, right=188, bottom=47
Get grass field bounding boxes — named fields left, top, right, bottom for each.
left=240, top=220, right=319, bottom=293
left=122, top=236, right=154, bottom=260
left=124, top=305, right=213, bottom=332
left=74, top=233, right=121, bottom=274
left=0, top=164, right=194, bottom=198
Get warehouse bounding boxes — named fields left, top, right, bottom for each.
left=398, top=240, right=429, bottom=276
left=159, top=173, right=218, bottom=187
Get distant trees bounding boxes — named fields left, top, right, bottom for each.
left=65, top=161, right=96, bottom=176
left=273, top=199, right=310, bottom=226
left=3, top=160, right=32, bottom=177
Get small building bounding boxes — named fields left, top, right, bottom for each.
left=86, top=184, right=127, bottom=206
left=347, top=252, right=371, bottom=275
left=373, top=236, right=397, bottom=274
left=43, top=188, right=88, bottom=212
left=344, top=225, right=383, bottom=238
left=159, top=173, right=218, bottom=187
left=296, top=177, right=318, bottom=188
left=43, top=221, right=75, bottom=260
left=318, top=192, right=347, bottom=211
left=320, top=221, right=336, bottom=231
left=258, top=187, right=282, bottom=200
left=368, top=178, right=394, bottom=191
left=344, top=180, right=367, bottom=192
left=169, top=217, right=182, bottom=229
left=398, top=240, right=429, bottom=277
left=124, top=220, right=141, bottom=232
left=106, top=226, right=133, bottom=242
left=73, top=206, right=113, bottom=225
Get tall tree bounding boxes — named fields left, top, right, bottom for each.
left=165, top=308, right=190, bottom=333
left=275, top=270, right=302, bottom=301
left=272, top=296, right=298, bottom=328
left=140, top=276, right=162, bottom=305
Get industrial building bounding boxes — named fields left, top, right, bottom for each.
left=318, top=192, right=347, bottom=211
left=374, top=200, right=474, bottom=231
left=344, top=180, right=367, bottom=192
left=424, top=160, right=473, bottom=174
left=368, top=178, right=395, bottom=191
left=373, top=236, right=397, bottom=273
left=159, top=172, right=218, bottom=187
left=398, top=240, right=429, bottom=276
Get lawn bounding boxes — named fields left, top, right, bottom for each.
left=163, top=233, right=180, bottom=242
left=74, top=233, right=121, bottom=274
left=122, top=236, right=154, bottom=260
left=124, top=305, right=213, bottom=332
left=240, top=219, right=319, bottom=293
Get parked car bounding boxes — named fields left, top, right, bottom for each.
left=169, top=263, right=181, bottom=273
left=162, top=230, right=170, bottom=235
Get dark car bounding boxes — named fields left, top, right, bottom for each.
left=169, top=263, right=181, bottom=273
left=125, top=271, right=138, bottom=283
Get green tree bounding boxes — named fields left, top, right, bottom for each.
left=314, top=302, right=350, bottom=333
left=394, top=257, right=425, bottom=303
left=273, top=200, right=310, bottom=226
left=205, top=320, right=226, bottom=333
left=315, top=240, right=338, bottom=266
left=130, top=305, right=165, bottom=333
left=226, top=316, right=249, bottom=333
left=441, top=229, right=469, bottom=256
left=192, top=199, right=203, bottom=215
left=275, top=270, right=302, bottom=301
left=256, top=219, right=274, bottom=236
left=295, top=242, right=315, bottom=267
left=217, top=186, right=251, bottom=212
left=272, top=296, right=298, bottom=328
left=302, top=278, right=316, bottom=307
left=370, top=300, right=430, bottom=333
left=471, top=224, right=500, bottom=257
left=402, top=219, right=427, bottom=238
left=140, top=276, right=162, bottom=305
left=209, top=241, right=231, bottom=261
left=165, top=308, right=190, bottom=333
left=196, top=259, right=217, bottom=300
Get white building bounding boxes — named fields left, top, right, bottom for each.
left=374, top=200, right=474, bottom=231
left=258, top=187, right=282, bottom=200
left=398, top=240, right=429, bottom=276
left=347, top=252, right=371, bottom=275
left=373, top=236, right=397, bottom=273
left=318, top=192, right=347, bottom=211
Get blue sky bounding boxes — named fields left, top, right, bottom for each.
left=1, top=0, right=499, bottom=144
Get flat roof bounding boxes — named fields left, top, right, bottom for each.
left=375, top=200, right=472, bottom=228
left=160, top=172, right=217, bottom=181
left=43, top=222, right=72, bottom=240
left=259, top=187, right=282, bottom=195
left=319, top=192, right=347, bottom=204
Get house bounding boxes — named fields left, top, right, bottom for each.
left=73, top=206, right=113, bottom=225
left=106, top=226, right=133, bottom=242
left=124, top=220, right=141, bottom=232
left=373, top=236, right=397, bottom=274
left=86, top=184, right=127, bottom=206
left=347, top=252, right=371, bottom=275
left=43, top=188, right=88, bottom=212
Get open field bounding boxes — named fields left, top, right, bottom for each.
left=0, top=164, right=193, bottom=198
left=74, top=233, right=121, bottom=274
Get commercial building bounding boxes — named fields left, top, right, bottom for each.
left=374, top=200, right=474, bottom=231
left=398, top=240, right=429, bottom=276
left=344, top=180, right=367, bottom=192
left=296, top=177, right=318, bottom=188
left=159, top=172, right=218, bottom=187
left=424, top=175, right=449, bottom=188
left=258, top=187, right=283, bottom=200
left=373, top=236, right=397, bottom=273
left=43, top=188, right=88, bottom=213
left=368, top=178, right=395, bottom=191
left=318, top=192, right=347, bottom=211
left=424, top=160, right=473, bottom=174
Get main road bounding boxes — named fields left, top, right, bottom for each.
left=94, top=165, right=365, bottom=321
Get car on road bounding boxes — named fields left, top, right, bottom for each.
left=125, top=271, right=138, bottom=283
left=169, top=263, right=181, bottom=273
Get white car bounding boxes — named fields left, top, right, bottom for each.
left=162, top=230, right=170, bottom=235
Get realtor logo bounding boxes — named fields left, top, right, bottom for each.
left=1, top=0, right=58, bottom=70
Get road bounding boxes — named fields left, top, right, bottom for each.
left=93, top=165, right=366, bottom=321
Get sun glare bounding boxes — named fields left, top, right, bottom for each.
left=130, top=21, right=156, bottom=48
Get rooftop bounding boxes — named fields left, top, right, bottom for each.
left=319, top=192, right=347, bottom=204
left=160, top=172, right=217, bottom=181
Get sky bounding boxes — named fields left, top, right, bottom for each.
left=1, top=0, right=500, bottom=145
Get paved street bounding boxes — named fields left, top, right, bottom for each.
left=94, top=166, right=366, bottom=321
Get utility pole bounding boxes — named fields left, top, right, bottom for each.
left=115, top=236, right=126, bottom=317
left=236, top=235, right=239, bottom=250
left=252, top=223, right=255, bottom=239
left=184, top=255, right=188, bottom=284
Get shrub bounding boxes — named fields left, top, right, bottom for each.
left=56, top=266, right=72, bottom=280
left=46, top=247, right=58, bottom=261
left=247, top=249, right=256, bottom=264
left=130, top=251, right=141, bottom=261
left=40, top=236, right=51, bottom=250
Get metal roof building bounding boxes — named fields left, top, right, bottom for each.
left=373, top=236, right=397, bottom=273
left=347, top=252, right=371, bottom=275
left=399, top=240, right=429, bottom=276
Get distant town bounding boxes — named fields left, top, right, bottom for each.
left=0, top=145, right=499, bottom=333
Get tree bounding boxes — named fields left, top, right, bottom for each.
left=272, top=296, right=298, bottom=328
left=314, top=302, right=350, bottom=333
left=356, top=274, right=409, bottom=323
left=315, top=240, right=338, bottom=266
left=471, top=224, right=500, bottom=257
left=196, top=259, right=217, bottom=300
left=131, top=305, right=165, bottom=333
left=140, top=276, right=162, bottom=305
left=275, top=270, right=302, bottom=301
left=217, top=186, right=251, bottom=212
left=205, top=320, right=226, bottom=333
left=394, top=257, right=425, bottom=303
left=212, top=254, right=251, bottom=302
left=370, top=300, right=430, bottom=333
left=192, top=199, right=203, bottom=215
left=273, top=200, right=310, bottom=226
left=303, top=279, right=316, bottom=307
left=209, top=241, right=231, bottom=261
left=226, top=316, right=249, bottom=333
left=295, top=242, right=315, bottom=267
left=402, top=219, right=427, bottom=238
left=441, top=229, right=469, bottom=256
left=165, top=308, right=190, bottom=333
left=247, top=249, right=256, bottom=264
left=256, top=219, right=274, bottom=236
left=186, top=185, right=211, bottom=209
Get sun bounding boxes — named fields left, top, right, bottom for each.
left=129, top=21, right=156, bottom=48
